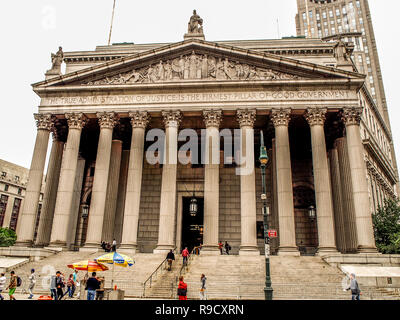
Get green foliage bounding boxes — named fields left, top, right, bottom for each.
left=0, top=227, right=17, bottom=247
left=372, top=198, right=400, bottom=254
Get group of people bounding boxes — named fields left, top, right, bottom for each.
left=101, top=239, right=117, bottom=252
left=49, top=270, right=79, bottom=300
left=0, top=269, right=39, bottom=300
left=218, top=241, right=231, bottom=255
left=177, top=274, right=207, bottom=300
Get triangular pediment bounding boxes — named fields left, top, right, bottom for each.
left=33, top=39, right=364, bottom=90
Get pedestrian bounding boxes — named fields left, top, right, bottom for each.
left=55, top=271, right=65, bottom=300
left=199, top=274, right=207, bottom=300
left=0, top=272, right=6, bottom=300
left=218, top=241, right=223, bottom=255
left=85, top=272, right=100, bottom=300
left=182, top=247, right=189, bottom=265
left=101, top=241, right=106, bottom=251
left=346, top=273, right=361, bottom=300
left=96, top=276, right=105, bottom=300
left=105, top=242, right=111, bottom=252
left=166, top=249, right=175, bottom=271
left=6, top=271, right=17, bottom=300
left=225, top=241, right=231, bottom=255
left=65, top=274, right=75, bottom=298
left=28, top=269, right=36, bottom=299
left=50, top=273, right=58, bottom=300
left=112, top=239, right=117, bottom=252
left=71, top=269, right=78, bottom=297
left=177, top=276, right=188, bottom=300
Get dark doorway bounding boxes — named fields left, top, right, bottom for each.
left=181, top=197, right=204, bottom=252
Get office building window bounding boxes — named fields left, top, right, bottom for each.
left=9, top=198, right=21, bottom=231
left=4, top=185, right=9, bottom=192
left=0, top=195, right=8, bottom=227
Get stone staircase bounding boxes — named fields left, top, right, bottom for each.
left=9, top=250, right=165, bottom=298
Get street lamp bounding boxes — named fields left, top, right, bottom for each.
left=259, top=130, right=273, bottom=300
left=308, top=205, right=316, bottom=222
left=82, top=204, right=89, bottom=219
left=189, top=196, right=198, bottom=217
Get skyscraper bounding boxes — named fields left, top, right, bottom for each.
left=296, top=0, right=399, bottom=194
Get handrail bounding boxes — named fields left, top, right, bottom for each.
left=173, top=246, right=200, bottom=299
left=142, top=246, right=176, bottom=297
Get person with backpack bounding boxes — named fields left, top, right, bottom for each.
left=177, top=276, right=188, bottom=300
left=28, top=269, right=36, bottom=299
left=6, top=271, right=18, bottom=300
left=225, top=241, right=231, bottom=255
left=65, top=274, right=75, bottom=299
left=55, top=271, right=65, bottom=300
left=0, top=272, right=6, bottom=300
left=166, top=250, right=175, bottom=271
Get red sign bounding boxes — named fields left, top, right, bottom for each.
left=268, top=230, right=278, bottom=238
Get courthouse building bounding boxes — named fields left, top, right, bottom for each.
left=14, top=9, right=398, bottom=256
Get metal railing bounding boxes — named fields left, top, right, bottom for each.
left=142, top=247, right=176, bottom=297
left=173, top=246, right=200, bottom=299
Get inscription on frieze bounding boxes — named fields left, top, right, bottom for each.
left=41, top=90, right=352, bottom=107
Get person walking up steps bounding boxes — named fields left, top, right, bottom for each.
left=177, top=276, right=188, bottom=300
left=225, top=241, right=231, bottom=255
left=6, top=271, right=18, bottom=300
left=0, top=273, right=6, bottom=300
left=28, top=269, right=36, bottom=299
left=182, top=247, right=189, bottom=266
left=166, top=250, right=175, bottom=271
left=200, top=274, right=207, bottom=300
left=346, top=273, right=361, bottom=300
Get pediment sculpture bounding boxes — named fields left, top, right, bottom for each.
left=83, top=51, right=302, bottom=86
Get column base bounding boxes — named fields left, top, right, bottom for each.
left=357, top=246, right=379, bottom=254
left=14, top=241, right=34, bottom=247
left=316, top=247, right=339, bottom=257
left=201, top=246, right=220, bottom=256
left=153, top=244, right=174, bottom=254
left=48, top=241, right=68, bottom=250
left=79, top=247, right=102, bottom=253
left=239, top=246, right=260, bottom=256
left=277, top=246, right=300, bottom=256
left=118, top=244, right=138, bottom=256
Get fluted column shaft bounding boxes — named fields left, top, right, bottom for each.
left=305, top=108, right=337, bottom=253
left=342, top=107, right=377, bottom=252
left=35, top=134, right=64, bottom=247
left=202, top=110, right=222, bottom=253
left=154, top=111, right=182, bottom=253
left=85, top=112, right=119, bottom=248
left=50, top=113, right=86, bottom=247
left=120, top=111, right=150, bottom=253
left=102, top=140, right=122, bottom=242
left=271, top=108, right=299, bottom=256
left=237, top=109, right=259, bottom=255
left=16, top=114, right=54, bottom=246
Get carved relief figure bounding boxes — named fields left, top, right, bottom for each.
left=188, top=10, right=203, bottom=34
left=333, top=39, right=350, bottom=63
left=83, top=51, right=302, bottom=85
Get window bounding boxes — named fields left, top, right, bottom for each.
left=4, top=185, right=9, bottom=192
left=303, top=12, right=306, bottom=21
left=9, top=198, right=21, bottom=231
left=14, top=176, right=19, bottom=183
left=329, top=10, right=333, bottom=18
left=322, top=11, right=327, bottom=19
left=356, top=1, right=361, bottom=8
left=336, top=9, right=340, bottom=16
left=17, top=188, right=22, bottom=196
left=0, top=195, right=8, bottom=227
left=1, top=172, right=6, bottom=178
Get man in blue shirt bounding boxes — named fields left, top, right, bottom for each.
left=85, top=272, right=100, bottom=300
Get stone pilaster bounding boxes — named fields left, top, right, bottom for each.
left=154, top=110, right=182, bottom=253
left=236, top=109, right=259, bottom=255
left=342, top=107, right=377, bottom=252
left=202, top=109, right=222, bottom=254
left=49, top=113, right=86, bottom=248
left=102, top=140, right=122, bottom=243
left=271, top=108, right=299, bottom=256
left=84, top=112, right=119, bottom=248
left=35, top=130, right=64, bottom=247
left=305, top=108, right=337, bottom=254
left=16, top=113, right=55, bottom=246
left=120, top=112, right=150, bottom=254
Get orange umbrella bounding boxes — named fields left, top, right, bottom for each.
left=67, top=260, right=109, bottom=272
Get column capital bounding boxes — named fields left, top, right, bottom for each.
left=236, top=109, right=256, bottom=127
left=162, top=110, right=182, bottom=128
left=203, top=109, right=223, bottom=128
left=129, top=111, right=150, bottom=129
left=65, top=113, right=87, bottom=130
left=271, top=108, right=292, bottom=127
left=34, top=113, right=55, bottom=131
left=97, top=112, right=119, bottom=129
left=305, top=107, right=327, bottom=126
left=341, top=107, right=362, bottom=126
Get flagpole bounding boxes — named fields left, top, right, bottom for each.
left=108, top=0, right=117, bottom=46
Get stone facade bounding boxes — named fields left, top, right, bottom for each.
left=13, top=12, right=398, bottom=256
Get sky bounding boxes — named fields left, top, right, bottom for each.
left=0, top=0, right=399, bottom=171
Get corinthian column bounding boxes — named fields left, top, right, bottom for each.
left=154, top=110, right=182, bottom=253
left=237, top=109, right=259, bottom=255
left=120, top=111, right=150, bottom=254
left=342, top=107, right=377, bottom=252
left=271, top=108, right=299, bottom=256
left=50, top=113, right=86, bottom=247
left=16, top=113, right=54, bottom=246
left=305, top=108, right=337, bottom=254
left=35, top=128, right=64, bottom=247
left=84, top=112, right=119, bottom=248
left=202, top=109, right=222, bottom=254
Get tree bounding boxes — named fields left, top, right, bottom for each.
left=0, top=227, right=17, bottom=247
left=372, top=198, right=400, bottom=254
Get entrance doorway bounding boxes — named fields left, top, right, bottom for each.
left=181, top=197, right=204, bottom=252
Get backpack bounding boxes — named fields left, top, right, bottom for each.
left=16, top=276, right=22, bottom=287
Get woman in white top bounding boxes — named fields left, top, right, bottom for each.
left=0, top=272, right=6, bottom=300
left=28, top=269, right=36, bottom=299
